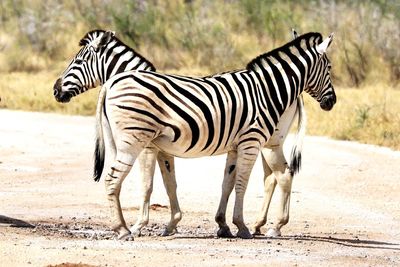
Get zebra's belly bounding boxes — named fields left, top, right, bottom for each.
left=151, top=134, right=232, bottom=158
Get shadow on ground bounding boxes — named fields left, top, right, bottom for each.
left=268, top=235, right=400, bottom=251
left=0, top=215, right=35, bottom=228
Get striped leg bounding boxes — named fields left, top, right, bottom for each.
left=252, top=148, right=276, bottom=235
left=215, top=151, right=237, bottom=238
left=105, top=150, right=138, bottom=240
left=233, top=145, right=260, bottom=239
left=263, top=147, right=293, bottom=237
left=157, top=152, right=182, bottom=236
left=267, top=169, right=293, bottom=237
left=130, top=147, right=158, bottom=236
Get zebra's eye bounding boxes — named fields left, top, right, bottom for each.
left=75, top=59, right=84, bottom=65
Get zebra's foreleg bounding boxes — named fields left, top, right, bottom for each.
left=157, top=152, right=182, bottom=236
left=252, top=148, right=276, bottom=235
left=215, top=150, right=237, bottom=238
left=130, top=147, right=159, bottom=236
left=264, top=148, right=293, bottom=237
left=233, top=145, right=260, bottom=239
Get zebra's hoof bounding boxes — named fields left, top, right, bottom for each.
left=236, top=228, right=253, bottom=239
left=265, top=228, right=281, bottom=238
left=217, top=226, right=234, bottom=238
left=117, top=231, right=134, bottom=241
left=252, top=228, right=262, bottom=236
left=161, top=227, right=177, bottom=236
left=130, top=229, right=141, bottom=237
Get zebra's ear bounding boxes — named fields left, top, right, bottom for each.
left=292, top=28, right=298, bottom=39
left=96, top=30, right=115, bottom=48
left=316, top=33, right=334, bottom=54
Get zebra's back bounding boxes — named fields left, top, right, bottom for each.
left=104, top=69, right=269, bottom=157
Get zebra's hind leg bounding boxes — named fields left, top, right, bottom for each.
left=232, top=145, right=259, bottom=239
left=157, top=152, right=182, bottom=236
left=266, top=167, right=293, bottom=237
left=130, top=147, right=158, bottom=236
left=264, top=148, right=293, bottom=238
left=215, top=151, right=237, bottom=238
left=252, top=148, right=277, bottom=235
left=105, top=150, right=138, bottom=240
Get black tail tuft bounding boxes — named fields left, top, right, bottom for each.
left=289, top=149, right=302, bottom=176
left=93, top=136, right=104, bottom=182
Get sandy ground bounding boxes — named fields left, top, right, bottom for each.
left=0, top=109, right=399, bottom=267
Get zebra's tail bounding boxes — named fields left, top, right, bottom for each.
left=94, top=86, right=107, bottom=182
left=289, top=95, right=307, bottom=175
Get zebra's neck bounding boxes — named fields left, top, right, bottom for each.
left=246, top=33, right=322, bottom=123
left=250, top=61, right=304, bottom=125
left=97, top=40, right=156, bottom=85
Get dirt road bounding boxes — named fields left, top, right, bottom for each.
left=1, top=109, right=399, bottom=266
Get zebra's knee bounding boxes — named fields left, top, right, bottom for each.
left=105, top=179, right=120, bottom=196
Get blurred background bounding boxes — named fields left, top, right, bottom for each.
left=0, top=0, right=399, bottom=149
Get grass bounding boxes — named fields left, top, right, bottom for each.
left=0, top=71, right=98, bottom=116
left=304, top=85, right=400, bottom=150
left=0, top=71, right=399, bottom=150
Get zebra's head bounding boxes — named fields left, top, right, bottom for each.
left=53, top=30, right=115, bottom=103
left=305, top=33, right=336, bottom=111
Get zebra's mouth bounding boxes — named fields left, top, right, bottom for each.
left=53, top=88, right=72, bottom=103
left=56, top=92, right=72, bottom=103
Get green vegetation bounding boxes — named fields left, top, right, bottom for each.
left=0, top=0, right=399, bottom=149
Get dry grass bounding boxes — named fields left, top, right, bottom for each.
left=0, top=71, right=98, bottom=116
left=305, top=85, right=400, bottom=150
left=0, top=71, right=399, bottom=150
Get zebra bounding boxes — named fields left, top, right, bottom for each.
left=54, top=31, right=335, bottom=240
left=217, top=29, right=307, bottom=238
left=53, top=29, right=183, bottom=236
left=53, top=29, right=309, bottom=238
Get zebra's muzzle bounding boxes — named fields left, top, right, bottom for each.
left=56, top=92, right=72, bottom=103
left=53, top=78, right=72, bottom=103
left=320, top=95, right=336, bottom=111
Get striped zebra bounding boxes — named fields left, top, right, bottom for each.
left=53, top=29, right=183, bottom=236
left=217, top=29, right=307, bottom=238
left=83, top=32, right=335, bottom=240
left=53, top=29, right=310, bottom=239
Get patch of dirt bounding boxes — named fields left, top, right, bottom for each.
left=1, top=110, right=399, bottom=267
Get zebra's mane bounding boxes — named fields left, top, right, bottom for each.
left=246, top=32, right=323, bottom=71
left=78, top=29, right=156, bottom=71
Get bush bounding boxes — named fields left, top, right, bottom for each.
left=0, top=0, right=398, bottom=84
